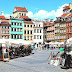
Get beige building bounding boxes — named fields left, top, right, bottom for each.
left=13, top=7, right=28, bottom=18
left=0, top=16, right=10, bottom=39
left=24, top=21, right=33, bottom=43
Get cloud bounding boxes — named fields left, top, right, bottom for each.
left=28, top=3, right=69, bottom=20
left=4, top=14, right=13, bottom=18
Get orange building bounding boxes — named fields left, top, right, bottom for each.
left=66, top=14, right=72, bottom=39
left=46, top=22, right=55, bottom=42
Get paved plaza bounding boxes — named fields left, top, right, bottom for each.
left=0, top=49, right=71, bottom=72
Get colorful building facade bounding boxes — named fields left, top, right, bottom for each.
left=0, top=16, right=10, bottom=39
left=32, top=19, right=43, bottom=48
left=24, top=21, right=33, bottom=43
left=46, top=22, right=55, bottom=42
left=10, top=19, right=24, bottom=39
left=13, top=7, right=28, bottom=18
left=66, top=14, right=72, bottom=39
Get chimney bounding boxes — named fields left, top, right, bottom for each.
left=1, top=11, right=4, bottom=16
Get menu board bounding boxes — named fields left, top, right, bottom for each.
left=3, top=52, right=9, bottom=61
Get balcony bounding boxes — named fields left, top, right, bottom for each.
left=67, top=32, right=72, bottom=33
left=1, top=34, right=10, bottom=36
left=60, top=27, right=66, bottom=30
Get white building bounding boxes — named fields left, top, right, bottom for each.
left=32, top=19, right=43, bottom=49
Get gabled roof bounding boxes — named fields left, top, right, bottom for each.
left=65, top=6, right=69, bottom=10
left=43, top=21, right=50, bottom=27
left=50, top=22, right=55, bottom=25
left=1, top=21, right=9, bottom=23
left=61, top=13, right=68, bottom=17
left=24, top=21, right=33, bottom=24
left=0, top=16, right=5, bottom=19
left=15, top=7, right=28, bottom=12
left=20, top=16, right=30, bottom=19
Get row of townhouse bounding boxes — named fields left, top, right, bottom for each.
left=0, top=6, right=43, bottom=48
left=44, top=3, right=72, bottom=42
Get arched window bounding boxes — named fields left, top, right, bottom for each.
left=39, top=25, right=40, bottom=27
left=22, top=13, right=23, bottom=16
left=24, top=14, right=26, bottom=16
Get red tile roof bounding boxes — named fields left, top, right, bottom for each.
left=43, top=21, right=50, bottom=27
left=1, top=21, right=9, bottom=23
left=67, top=14, right=72, bottom=18
left=0, top=16, right=5, bottom=19
left=20, top=16, right=30, bottom=19
left=61, top=13, right=68, bottom=17
left=15, top=7, right=27, bottom=12
left=24, top=21, right=33, bottom=24
left=65, top=6, right=69, bottom=10
left=50, top=22, right=55, bottom=25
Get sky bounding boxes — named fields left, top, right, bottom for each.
left=0, top=0, right=72, bottom=20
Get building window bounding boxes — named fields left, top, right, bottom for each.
left=2, top=26, right=3, bottom=28
left=34, top=25, right=35, bottom=27
left=70, top=27, right=71, bottom=32
left=68, top=23, right=69, bottom=26
left=24, top=25, right=26, bottom=27
left=5, top=36, right=6, bottom=38
left=24, top=30, right=26, bottom=34
left=17, top=35, right=19, bottom=39
left=68, top=34, right=69, bottom=39
left=24, top=14, right=26, bottom=16
left=11, top=35, right=13, bottom=39
left=68, top=29, right=69, bottom=32
left=34, top=29, right=36, bottom=33
left=8, top=31, right=9, bottom=34
left=11, top=28, right=13, bottom=31
left=20, top=35, right=22, bottom=39
left=27, top=25, right=29, bottom=27
left=11, top=22, right=13, bottom=25
left=40, top=36, right=41, bottom=39
left=8, top=26, right=9, bottom=29
left=37, top=29, right=39, bottom=33
left=14, top=35, right=16, bottom=39
left=17, top=28, right=19, bottom=32
left=22, top=13, right=23, bottom=16
left=24, top=36, right=26, bottom=40
left=15, top=28, right=16, bottom=31
left=19, top=13, right=21, bottom=16
left=8, top=36, right=9, bottom=39
left=34, top=35, right=36, bottom=39
left=31, top=31, right=32, bottom=34
left=2, top=36, right=3, bottom=38
left=28, top=31, right=29, bottom=34
left=31, top=25, right=32, bottom=27
left=2, top=31, right=3, bottom=34
left=17, top=23, right=19, bottom=26
left=5, top=31, right=6, bottom=34
left=37, top=35, right=39, bottom=39
left=40, top=29, right=41, bottom=33
left=5, top=26, right=6, bottom=29
left=39, top=25, right=40, bottom=27
left=31, top=36, right=32, bottom=40
left=20, top=28, right=22, bottom=32
left=15, top=23, right=16, bottom=25
left=20, top=23, right=22, bottom=26
left=28, top=36, right=29, bottom=40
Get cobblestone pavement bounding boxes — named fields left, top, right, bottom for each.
left=0, top=49, right=71, bottom=72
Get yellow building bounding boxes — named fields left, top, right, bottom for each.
left=13, top=7, right=28, bottom=18
left=24, top=21, right=33, bottom=43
